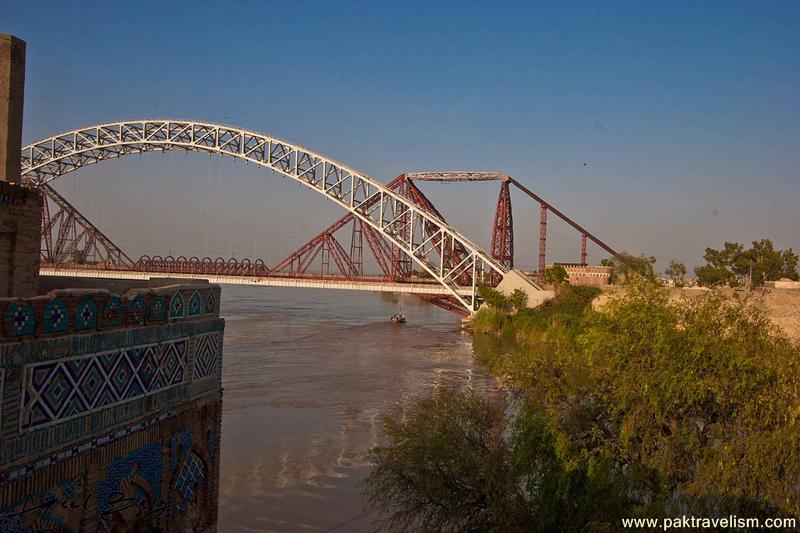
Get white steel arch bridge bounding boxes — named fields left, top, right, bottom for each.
left=22, top=119, right=541, bottom=312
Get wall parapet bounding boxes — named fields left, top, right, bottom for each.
left=0, top=282, right=224, bottom=484
left=0, top=283, right=221, bottom=340
left=550, top=263, right=612, bottom=287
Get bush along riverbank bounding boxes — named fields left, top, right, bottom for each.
left=363, top=278, right=800, bottom=532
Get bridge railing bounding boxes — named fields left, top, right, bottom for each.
left=134, top=255, right=272, bottom=277
left=45, top=256, right=458, bottom=287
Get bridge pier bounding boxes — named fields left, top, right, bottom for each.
left=495, top=269, right=554, bottom=309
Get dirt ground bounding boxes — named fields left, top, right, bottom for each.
left=592, top=285, right=800, bottom=344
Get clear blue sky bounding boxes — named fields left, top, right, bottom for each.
left=3, top=1, right=799, bottom=271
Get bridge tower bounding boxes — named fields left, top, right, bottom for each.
left=0, top=33, right=41, bottom=298
left=490, top=180, right=514, bottom=270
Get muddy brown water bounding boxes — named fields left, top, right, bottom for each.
left=216, top=285, right=499, bottom=532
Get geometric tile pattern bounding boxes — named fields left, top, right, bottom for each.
left=169, top=292, right=184, bottom=319
left=74, top=297, right=98, bottom=331
left=42, top=298, right=69, bottom=334
left=5, top=303, right=36, bottom=336
left=0, top=288, right=218, bottom=340
left=204, top=291, right=216, bottom=315
left=188, top=291, right=202, bottom=317
left=103, top=296, right=123, bottom=327
left=0, top=475, right=85, bottom=532
left=192, top=332, right=222, bottom=379
left=97, top=441, right=162, bottom=521
left=21, top=338, right=188, bottom=431
left=0, top=410, right=176, bottom=485
left=129, top=295, right=146, bottom=325
left=176, top=451, right=205, bottom=503
left=149, top=295, right=166, bottom=322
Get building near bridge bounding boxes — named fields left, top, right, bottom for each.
left=548, top=263, right=613, bottom=287
left=0, top=34, right=224, bottom=532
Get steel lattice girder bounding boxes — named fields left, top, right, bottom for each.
left=39, top=183, right=134, bottom=268
left=406, top=172, right=618, bottom=266
left=21, top=120, right=526, bottom=312
left=271, top=174, right=469, bottom=282
left=272, top=175, right=404, bottom=278
left=490, top=181, right=514, bottom=270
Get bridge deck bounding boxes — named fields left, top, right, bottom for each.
left=39, top=268, right=474, bottom=296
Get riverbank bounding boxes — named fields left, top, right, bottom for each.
left=365, top=278, right=800, bottom=530
left=592, top=285, right=800, bottom=343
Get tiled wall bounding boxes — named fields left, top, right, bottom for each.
left=0, top=283, right=220, bottom=339
left=0, top=283, right=223, bottom=473
left=0, top=282, right=224, bottom=531
left=0, top=394, right=222, bottom=532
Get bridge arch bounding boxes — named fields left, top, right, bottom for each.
left=22, top=120, right=521, bottom=311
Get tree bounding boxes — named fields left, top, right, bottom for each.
left=733, top=239, right=781, bottom=287
left=665, top=261, right=687, bottom=287
left=543, top=265, right=568, bottom=286
left=366, top=279, right=800, bottom=527
left=477, top=284, right=508, bottom=309
left=364, top=389, right=516, bottom=532
left=695, top=240, right=799, bottom=287
left=693, top=264, right=733, bottom=287
left=781, top=249, right=799, bottom=280
left=509, top=289, right=528, bottom=312
left=558, top=280, right=800, bottom=516
left=363, top=389, right=628, bottom=532
left=601, top=252, right=656, bottom=283
left=694, top=242, right=743, bottom=287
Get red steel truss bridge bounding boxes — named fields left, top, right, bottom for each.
left=23, top=120, right=616, bottom=314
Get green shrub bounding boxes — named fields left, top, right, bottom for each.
left=509, top=288, right=528, bottom=312
left=478, top=284, right=509, bottom=310
left=366, top=277, right=800, bottom=527
left=364, top=389, right=628, bottom=532
left=471, top=306, right=506, bottom=334
left=543, top=265, right=568, bottom=285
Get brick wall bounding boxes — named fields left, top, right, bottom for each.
left=0, top=180, right=42, bottom=298
left=551, top=263, right=613, bottom=288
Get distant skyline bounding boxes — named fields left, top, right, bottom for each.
left=3, top=0, right=798, bottom=271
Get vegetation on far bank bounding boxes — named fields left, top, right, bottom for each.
left=364, top=277, right=800, bottom=531
left=694, top=239, right=798, bottom=287
left=596, top=239, right=798, bottom=288
left=471, top=281, right=600, bottom=344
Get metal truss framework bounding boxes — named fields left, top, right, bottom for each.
left=407, top=171, right=618, bottom=282
left=39, top=183, right=134, bottom=268
left=22, top=120, right=517, bottom=311
left=270, top=174, right=473, bottom=313
left=271, top=175, right=411, bottom=279
left=490, top=181, right=514, bottom=270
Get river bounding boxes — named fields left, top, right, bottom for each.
left=215, top=285, right=499, bottom=532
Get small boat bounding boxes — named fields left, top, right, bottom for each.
left=390, top=313, right=406, bottom=324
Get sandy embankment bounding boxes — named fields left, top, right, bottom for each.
left=592, top=286, right=800, bottom=344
